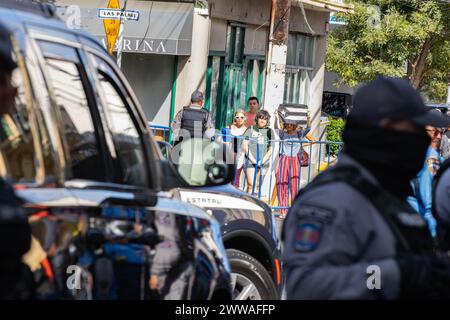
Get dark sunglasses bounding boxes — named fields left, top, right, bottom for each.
left=235, top=116, right=245, bottom=119
left=426, top=128, right=443, bottom=136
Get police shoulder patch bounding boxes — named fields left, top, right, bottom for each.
left=293, top=205, right=335, bottom=252
left=294, top=221, right=323, bottom=252
left=426, top=156, right=440, bottom=175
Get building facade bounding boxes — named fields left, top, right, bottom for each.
left=203, top=0, right=352, bottom=136
left=56, top=0, right=195, bottom=126
left=55, top=0, right=352, bottom=136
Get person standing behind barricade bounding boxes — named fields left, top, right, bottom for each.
left=245, top=96, right=259, bottom=127
left=171, top=90, right=214, bottom=145
left=222, top=110, right=247, bottom=188
left=407, top=121, right=443, bottom=238
left=274, top=116, right=311, bottom=217
left=242, top=110, right=274, bottom=196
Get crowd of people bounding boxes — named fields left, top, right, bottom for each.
left=169, top=86, right=450, bottom=298
left=170, top=88, right=450, bottom=228
left=172, top=93, right=317, bottom=217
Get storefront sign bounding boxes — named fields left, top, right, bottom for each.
left=99, top=37, right=171, bottom=54
left=55, top=0, right=193, bottom=56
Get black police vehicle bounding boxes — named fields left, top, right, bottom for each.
left=0, top=1, right=231, bottom=300
left=156, top=141, right=284, bottom=300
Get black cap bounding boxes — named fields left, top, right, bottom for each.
left=191, top=90, right=204, bottom=103
left=348, top=77, right=450, bottom=128
left=0, top=22, right=17, bottom=73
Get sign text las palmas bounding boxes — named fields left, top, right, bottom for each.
left=99, top=9, right=139, bottom=21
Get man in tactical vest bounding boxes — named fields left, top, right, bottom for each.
left=282, top=77, right=450, bottom=299
left=0, top=23, right=33, bottom=299
left=171, top=90, right=214, bottom=144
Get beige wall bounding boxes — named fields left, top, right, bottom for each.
left=174, top=10, right=211, bottom=116
left=289, top=7, right=330, bottom=139
left=210, top=0, right=270, bottom=26
left=289, top=7, right=328, bottom=36
left=183, top=0, right=330, bottom=139
left=209, top=18, right=268, bottom=57
left=209, top=18, right=227, bottom=52
left=244, top=24, right=268, bottom=57
left=209, top=0, right=269, bottom=57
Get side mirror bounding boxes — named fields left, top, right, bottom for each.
left=169, top=138, right=235, bottom=187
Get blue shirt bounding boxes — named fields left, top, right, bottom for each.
left=407, top=146, right=442, bottom=237
left=278, top=130, right=302, bottom=156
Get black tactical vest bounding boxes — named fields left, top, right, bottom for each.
left=180, top=107, right=209, bottom=138
left=289, top=165, right=435, bottom=255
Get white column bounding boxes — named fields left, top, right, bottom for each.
left=263, top=43, right=288, bottom=123
left=262, top=0, right=291, bottom=127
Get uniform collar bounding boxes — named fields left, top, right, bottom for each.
left=336, top=152, right=380, bottom=186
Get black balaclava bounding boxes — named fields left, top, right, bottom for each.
left=342, top=119, right=430, bottom=200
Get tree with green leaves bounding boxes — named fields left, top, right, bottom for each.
left=326, top=0, right=450, bottom=103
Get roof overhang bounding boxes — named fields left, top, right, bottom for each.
left=292, top=0, right=354, bottom=14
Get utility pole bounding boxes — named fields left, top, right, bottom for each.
left=116, top=0, right=128, bottom=69
left=263, top=0, right=292, bottom=126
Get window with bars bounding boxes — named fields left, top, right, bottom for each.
left=205, top=22, right=267, bottom=129
left=226, top=23, right=245, bottom=65
left=284, top=34, right=315, bottom=105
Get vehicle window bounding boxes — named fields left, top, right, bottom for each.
left=96, top=70, right=148, bottom=187
left=39, top=41, right=105, bottom=181
left=25, top=41, right=61, bottom=184
left=0, top=66, right=37, bottom=182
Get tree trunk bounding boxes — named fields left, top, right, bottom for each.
left=409, top=35, right=434, bottom=89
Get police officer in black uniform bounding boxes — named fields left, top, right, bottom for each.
left=283, top=77, right=450, bottom=299
left=0, top=22, right=33, bottom=299
left=171, top=90, right=214, bottom=144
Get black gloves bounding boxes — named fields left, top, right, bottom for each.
left=397, top=252, right=450, bottom=299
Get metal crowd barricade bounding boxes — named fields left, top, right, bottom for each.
left=263, top=139, right=344, bottom=215
left=148, top=124, right=344, bottom=214
left=225, top=136, right=344, bottom=215
left=217, top=134, right=259, bottom=194
left=149, top=123, right=171, bottom=142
